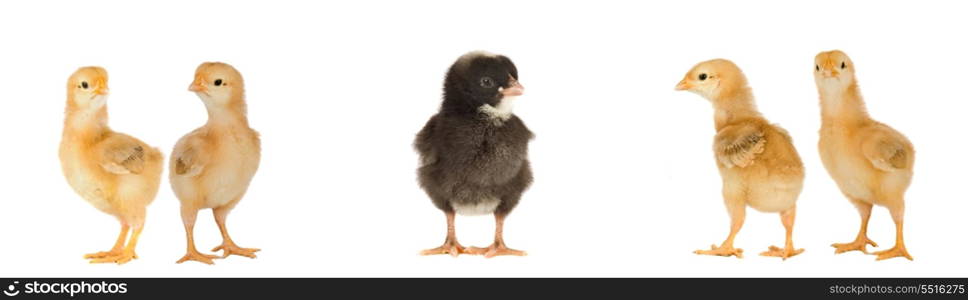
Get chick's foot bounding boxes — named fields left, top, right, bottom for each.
left=84, top=249, right=122, bottom=260
left=420, top=239, right=468, bottom=257
left=176, top=250, right=220, bottom=265
left=213, top=242, right=260, bottom=259
left=759, top=245, right=804, bottom=260
left=466, top=243, right=527, bottom=258
left=88, top=249, right=137, bottom=265
left=832, top=237, right=878, bottom=254
left=694, top=244, right=744, bottom=258
left=873, top=245, right=913, bottom=261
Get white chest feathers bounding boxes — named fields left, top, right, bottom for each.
left=479, top=96, right=516, bottom=123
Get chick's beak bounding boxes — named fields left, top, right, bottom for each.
left=820, top=62, right=839, bottom=77
left=188, top=77, right=206, bottom=92
left=93, top=78, right=109, bottom=95
left=675, top=79, right=691, bottom=91
left=501, top=78, right=524, bottom=97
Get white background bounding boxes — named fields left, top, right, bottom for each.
left=0, top=0, right=964, bottom=277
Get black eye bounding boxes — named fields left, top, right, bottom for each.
left=81, top=81, right=89, bottom=89
left=214, top=79, right=223, bottom=86
left=840, top=62, right=846, bottom=69
left=698, top=73, right=707, bottom=81
left=815, top=65, right=820, bottom=71
left=479, top=77, right=495, bottom=88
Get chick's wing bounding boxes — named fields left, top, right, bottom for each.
left=172, top=137, right=208, bottom=177
left=99, top=134, right=147, bottom=174
left=714, top=124, right=766, bottom=169
left=861, top=128, right=912, bottom=171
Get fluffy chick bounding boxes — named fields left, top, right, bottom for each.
left=676, top=59, right=806, bottom=260
left=171, top=62, right=261, bottom=264
left=814, top=50, right=914, bottom=261
left=59, top=66, right=163, bottom=264
left=415, top=51, right=532, bottom=258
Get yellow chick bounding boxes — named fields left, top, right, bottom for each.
left=171, top=62, right=261, bottom=264
left=676, top=59, right=806, bottom=260
left=814, top=50, right=914, bottom=261
left=59, top=67, right=163, bottom=264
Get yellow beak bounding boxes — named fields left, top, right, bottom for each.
left=188, top=76, right=206, bottom=92
left=821, top=61, right=840, bottom=77
left=675, top=79, right=691, bottom=91
left=93, top=78, right=109, bottom=95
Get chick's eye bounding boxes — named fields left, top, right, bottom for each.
left=815, top=65, right=820, bottom=71
left=214, top=79, right=223, bottom=86
left=698, top=73, right=708, bottom=81
left=479, top=77, right=494, bottom=88
left=81, top=81, right=89, bottom=89
left=840, top=62, right=846, bottom=69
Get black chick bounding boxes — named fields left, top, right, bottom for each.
left=415, top=51, right=532, bottom=258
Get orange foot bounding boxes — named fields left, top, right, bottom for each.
left=466, top=244, right=527, bottom=258
left=873, top=245, right=913, bottom=261
left=84, top=249, right=122, bottom=260
left=420, top=240, right=468, bottom=257
left=176, top=250, right=221, bottom=265
left=213, top=243, right=260, bottom=259
left=759, top=245, right=804, bottom=260
left=88, top=249, right=137, bottom=265
left=695, top=244, right=744, bottom=258
left=832, top=237, right=878, bottom=254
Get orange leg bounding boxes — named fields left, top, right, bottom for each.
left=420, top=211, right=468, bottom=257
left=85, top=223, right=129, bottom=259
left=873, top=205, right=913, bottom=261
left=177, top=207, right=219, bottom=264
left=832, top=200, right=878, bottom=254
left=695, top=201, right=745, bottom=258
left=211, top=206, right=260, bottom=259
left=466, top=213, right=526, bottom=258
left=760, top=208, right=804, bottom=260
left=90, top=222, right=143, bottom=265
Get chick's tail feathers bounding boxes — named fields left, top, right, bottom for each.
left=144, top=146, right=165, bottom=174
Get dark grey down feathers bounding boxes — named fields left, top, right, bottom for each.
left=414, top=52, right=533, bottom=216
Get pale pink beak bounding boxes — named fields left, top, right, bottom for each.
left=501, top=78, right=524, bottom=97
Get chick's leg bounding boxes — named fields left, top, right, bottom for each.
left=90, top=225, right=142, bottom=265
left=211, top=206, right=260, bottom=259
left=466, top=213, right=526, bottom=258
left=84, top=223, right=129, bottom=259
left=177, top=207, right=219, bottom=264
left=832, top=200, right=878, bottom=254
left=760, top=207, right=804, bottom=260
left=89, top=216, right=144, bottom=265
left=873, top=203, right=913, bottom=261
left=420, top=210, right=468, bottom=257
left=695, top=200, right=745, bottom=258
